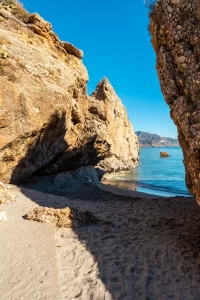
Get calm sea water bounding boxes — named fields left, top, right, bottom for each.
left=113, top=147, right=190, bottom=197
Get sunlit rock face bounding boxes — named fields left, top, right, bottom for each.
left=150, top=0, right=200, bottom=202
left=42, top=79, right=139, bottom=175
left=0, top=3, right=139, bottom=183
left=88, top=79, right=139, bottom=173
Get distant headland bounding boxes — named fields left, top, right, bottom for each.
left=136, top=131, right=179, bottom=147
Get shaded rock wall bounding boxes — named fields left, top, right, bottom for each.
left=150, top=0, right=200, bottom=202
left=0, top=3, right=139, bottom=182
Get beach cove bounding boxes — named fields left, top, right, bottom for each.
left=1, top=0, right=200, bottom=299
left=1, top=179, right=200, bottom=300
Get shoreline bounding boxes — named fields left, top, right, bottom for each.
left=139, top=146, right=181, bottom=148
left=101, top=179, right=191, bottom=198
left=103, top=146, right=189, bottom=199
left=99, top=182, right=162, bottom=199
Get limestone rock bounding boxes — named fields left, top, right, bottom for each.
left=0, top=4, right=87, bottom=183
left=28, top=13, right=52, bottom=31
left=171, top=0, right=180, bottom=4
left=54, top=165, right=101, bottom=187
left=54, top=172, right=74, bottom=188
left=0, top=182, right=16, bottom=204
left=88, top=79, right=139, bottom=173
left=72, top=166, right=100, bottom=184
left=150, top=0, right=200, bottom=202
left=25, top=206, right=100, bottom=227
left=0, top=4, right=139, bottom=183
left=42, top=79, right=139, bottom=174
left=160, top=152, right=169, bottom=158
left=62, top=42, right=84, bottom=59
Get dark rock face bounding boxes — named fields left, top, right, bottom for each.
left=40, top=135, right=111, bottom=175
left=5, top=112, right=68, bottom=183
left=0, top=4, right=139, bottom=183
left=150, top=0, right=200, bottom=202
left=54, top=166, right=101, bottom=186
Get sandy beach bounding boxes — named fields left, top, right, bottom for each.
left=1, top=179, right=200, bottom=300
left=1, top=0, right=200, bottom=299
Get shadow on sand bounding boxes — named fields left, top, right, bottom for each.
left=9, top=118, right=200, bottom=299
left=14, top=179, right=200, bottom=299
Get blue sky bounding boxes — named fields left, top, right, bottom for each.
left=22, top=0, right=177, bottom=138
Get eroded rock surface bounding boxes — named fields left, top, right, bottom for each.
left=88, top=79, right=139, bottom=173
left=0, top=3, right=139, bottom=183
left=54, top=165, right=101, bottom=186
left=0, top=3, right=88, bottom=182
left=0, top=182, right=16, bottom=205
left=150, top=0, right=200, bottom=202
left=43, top=79, right=139, bottom=175
left=25, top=206, right=100, bottom=228
left=160, top=152, right=169, bottom=158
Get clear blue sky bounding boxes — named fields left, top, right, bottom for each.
left=22, top=0, right=177, bottom=138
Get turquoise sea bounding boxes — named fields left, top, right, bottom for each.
left=113, top=147, right=191, bottom=197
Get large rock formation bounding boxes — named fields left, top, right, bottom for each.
left=150, top=0, right=200, bottom=202
left=88, top=79, right=139, bottom=172
left=0, top=2, right=139, bottom=183
left=42, top=79, right=139, bottom=174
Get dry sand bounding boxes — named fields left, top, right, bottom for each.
left=0, top=186, right=60, bottom=300
left=1, top=180, right=200, bottom=300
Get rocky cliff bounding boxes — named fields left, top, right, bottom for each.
left=150, top=0, right=200, bottom=202
left=136, top=131, right=179, bottom=147
left=0, top=1, right=139, bottom=183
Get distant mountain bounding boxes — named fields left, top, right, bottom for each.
left=136, top=131, right=179, bottom=147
